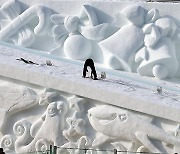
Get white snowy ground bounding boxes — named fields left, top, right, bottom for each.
left=0, top=43, right=180, bottom=122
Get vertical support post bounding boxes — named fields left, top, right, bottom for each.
left=84, top=148, right=87, bottom=154
left=54, top=146, right=57, bottom=154
left=114, top=149, right=118, bottom=154
left=49, top=145, right=53, bottom=154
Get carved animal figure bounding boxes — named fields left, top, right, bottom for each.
left=83, top=58, right=98, bottom=80
left=30, top=101, right=67, bottom=146
left=0, top=84, right=38, bottom=130
left=88, top=105, right=180, bottom=153
left=13, top=101, right=67, bottom=153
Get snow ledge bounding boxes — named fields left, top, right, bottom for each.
left=0, top=44, right=180, bottom=122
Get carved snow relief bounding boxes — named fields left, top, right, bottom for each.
left=88, top=105, right=180, bottom=153
left=0, top=1, right=180, bottom=79
left=136, top=17, right=179, bottom=79
left=99, top=5, right=180, bottom=79
left=0, top=83, right=38, bottom=131
left=0, top=0, right=52, bottom=47
left=99, top=24, right=144, bottom=72
left=0, top=82, right=180, bottom=154
left=49, top=5, right=113, bottom=60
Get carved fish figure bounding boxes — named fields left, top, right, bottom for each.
left=0, top=84, right=38, bottom=130
left=88, top=105, right=180, bottom=153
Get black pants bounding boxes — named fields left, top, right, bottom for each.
left=83, top=59, right=97, bottom=79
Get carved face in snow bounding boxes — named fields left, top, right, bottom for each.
left=0, top=86, right=38, bottom=113
left=21, top=88, right=38, bottom=104
left=88, top=105, right=129, bottom=131
left=47, top=101, right=65, bottom=117
left=47, top=102, right=58, bottom=117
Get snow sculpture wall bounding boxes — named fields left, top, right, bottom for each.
left=0, top=0, right=180, bottom=80
left=0, top=78, right=180, bottom=154
left=99, top=5, right=179, bottom=79
left=0, top=1, right=180, bottom=154
left=0, top=0, right=52, bottom=47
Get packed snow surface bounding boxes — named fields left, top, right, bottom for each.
left=0, top=43, right=180, bottom=114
